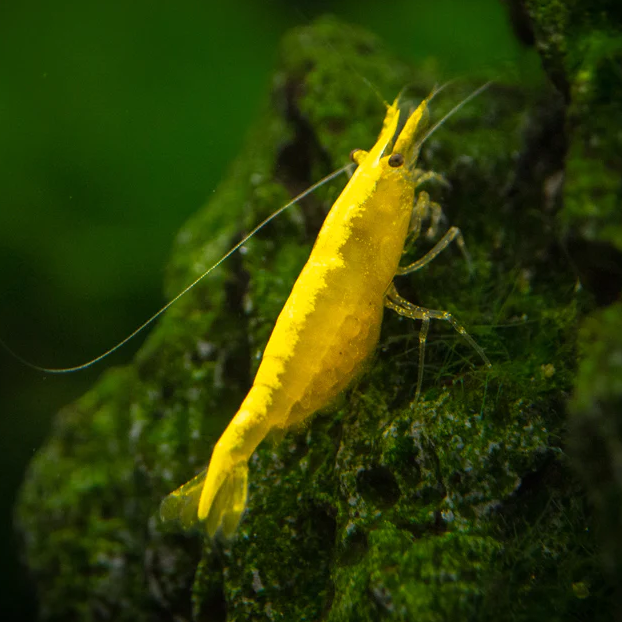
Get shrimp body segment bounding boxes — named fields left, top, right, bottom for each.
left=161, top=95, right=450, bottom=537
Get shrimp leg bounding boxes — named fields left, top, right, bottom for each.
left=406, top=190, right=444, bottom=245
left=408, top=170, right=447, bottom=241
left=397, top=224, right=472, bottom=275
left=385, top=283, right=490, bottom=402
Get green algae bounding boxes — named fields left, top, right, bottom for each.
left=15, top=14, right=618, bottom=621
left=525, top=0, right=622, bottom=252
left=524, top=0, right=622, bottom=613
left=569, top=303, right=622, bottom=594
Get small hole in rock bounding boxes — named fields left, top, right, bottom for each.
left=356, top=466, right=401, bottom=509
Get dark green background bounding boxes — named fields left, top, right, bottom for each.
left=0, top=1, right=535, bottom=620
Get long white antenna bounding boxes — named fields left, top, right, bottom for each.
left=418, top=82, right=492, bottom=147
left=1, top=164, right=353, bottom=374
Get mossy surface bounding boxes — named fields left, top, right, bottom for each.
left=525, top=0, right=622, bottom=255
left=569, top=303, right=622, bottom=598
left=524, top=0, right=622, bottom=614
left=16, top=14, right=618, bottom=621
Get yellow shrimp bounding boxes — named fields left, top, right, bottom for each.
left=160, top=88, right=491, bottom=538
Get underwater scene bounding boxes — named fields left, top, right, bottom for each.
left=1, top=0, right=621, bottom=620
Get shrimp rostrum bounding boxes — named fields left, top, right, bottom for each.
left=161, top=88, right=491, bottom=538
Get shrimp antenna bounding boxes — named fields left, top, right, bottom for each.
left=399, top=79, right=455, bottom=106
left=418, top=81, right=492, bottom=147
left=0, top=163, right=353, bottom=374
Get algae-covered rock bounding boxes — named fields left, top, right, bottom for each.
left=569, top=305, right=622, bottom=588
left=521, top=0, right=622, bottom=614
left=16, top=15, right=617, bottom=621
left=524, top=0, right=622, bottom=259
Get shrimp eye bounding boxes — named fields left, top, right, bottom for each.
left=350, top=149, right=361, bottom=163
left=388, top=153, right=405, bottom=168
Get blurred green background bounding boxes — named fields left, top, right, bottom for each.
left=0, top=1, right=536, bottom=619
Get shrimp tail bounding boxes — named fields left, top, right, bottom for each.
left=200, top=461, right=249, bottom=538
left=160, top=458, right=249, bottom=538
left=160, top=468, right=208, bottom=530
